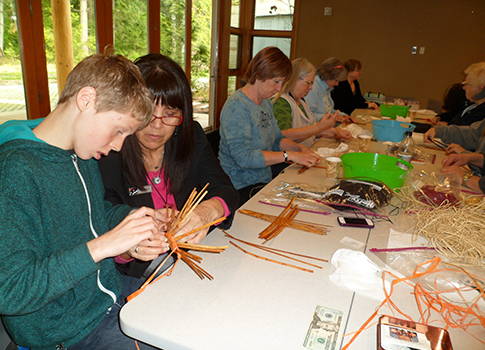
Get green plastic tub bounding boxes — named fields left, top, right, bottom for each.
left=380, top=104, right=410, bottom=119
left=340, top=153, right=413, bottom=189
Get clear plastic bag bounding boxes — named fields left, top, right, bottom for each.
left=406, top=171, right=462, bottom=206
left=374, top=249, right=485, bottom=304
left=321, top=179, right=394, bottom=209
left=259, top=181, right=331, bottom=214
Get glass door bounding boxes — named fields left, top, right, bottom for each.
left=0, top=0, right=27, bottom=123
left=213, top=0, right=298, bottom=128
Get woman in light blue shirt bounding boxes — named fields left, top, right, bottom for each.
left=306, top=57, right=351, bottom=123
left=219, top=47, right=321, bottom=207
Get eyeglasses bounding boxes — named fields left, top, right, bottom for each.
left=152, top=110, right=183, bottom=126
left=299, top=77, right=314, bottom=86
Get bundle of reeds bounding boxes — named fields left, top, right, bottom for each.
left=238, top=198, right=330, bottom=243
left=412, top=200, right=485, bottom=266
left=128, top=184, right=227, bottom=301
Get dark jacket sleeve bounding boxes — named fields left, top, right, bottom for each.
left=448, top=103, right=485, bottom=126
left=331, top=80, right=353, bottom=115
left=332, top=80, right=368, bottom=115
left=353, top=80, right=369, bottom=109
left=97, top=151, right=154, bottom=208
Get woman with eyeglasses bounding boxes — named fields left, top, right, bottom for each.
left=219, top=47, right=321, bottom=207
left=98, top=53, right=239, bottom=279
left=272, top=58, right=352, bottom=149
left=424, top=61, right=485, bottom=155
left=331, top=59, right=379, bottom=115
left=305, top=57, right=352, bottom=123
left=429, top=63, right=485, bottom=127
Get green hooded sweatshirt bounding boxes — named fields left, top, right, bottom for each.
left=0, top=119, right=131, bottom=349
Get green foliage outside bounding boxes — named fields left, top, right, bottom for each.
left=1, top=0, right=19, bottom=61
left=0, top=0, right=212, bottom=101
left=113, top=0, right=147, bottom=61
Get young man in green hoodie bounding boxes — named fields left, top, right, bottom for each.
left=0, top=53, right=169, bottom=350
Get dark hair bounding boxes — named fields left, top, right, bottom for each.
left=344, top=59, right=362, bottom=72
left=442, top=83, right=468, bottom=116
left=244, top=47, right=292, bottom=85
left=120, top=53, right=195, bottom=194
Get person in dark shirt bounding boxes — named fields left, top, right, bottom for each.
left=432, top=83, right=470, bottom=124
left=331, top=59, right=378, bottom=115
left=98, top=54, right=239, bottom=278
left=431, top=62, right=485, bottom=127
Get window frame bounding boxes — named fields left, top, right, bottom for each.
left=14, top=0, right=299, bottom=127
left=213, top=0, right=300, bottom=128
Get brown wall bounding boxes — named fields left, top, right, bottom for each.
left=295, top=0, right=485, bottom=110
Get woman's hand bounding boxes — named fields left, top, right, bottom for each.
left=333, top=128, right=352, bottom=141
left=316, top=112, right=337, bottom=132
left=440, top=164, right=467, bottom=183
left=366, top=102, right=379, bottom=110
left=445, top=143, right=466, bottom=155
left=335, top=112, right=351, bottom=123
left=442, top=164, right=481, bottom=192
left=125, top=232, right=170, bottom=261
left=173, top=198, right=225, bottom=244
left=88, top=207, right=166, bottom=263
left=288, top=148, right=321, bottom=168
left=442, top=152, right=483, bottom=168
left=423, top=128, right=436, bottom=143
left=317, top=127, right=351, bottom=141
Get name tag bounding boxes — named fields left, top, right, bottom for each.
left=129, top=185, right=152, bottom=196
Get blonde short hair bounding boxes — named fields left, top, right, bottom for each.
left=284, top=58, right=316, bottom=93
left=464, top=61, right=485, bottom=86
left=58, top=53, right=153, bottom=129
left=274, top=58, right=316, bottom=101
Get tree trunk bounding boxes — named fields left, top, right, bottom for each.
left=51, top=0, right=74, bottom=92
left=80, top=0, right=88, bottom=56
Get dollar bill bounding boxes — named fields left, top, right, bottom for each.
left=302, top=305, right=344, bottom=350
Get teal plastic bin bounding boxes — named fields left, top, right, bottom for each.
left=372, top=119, right=416, bottom=142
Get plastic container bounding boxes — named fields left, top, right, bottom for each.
left=340, top=153, right=413, bottom=189
left=372, top=119, right=416, bottom=142
left=380, top=104, right=410, bottom=119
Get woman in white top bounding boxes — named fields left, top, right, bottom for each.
left=273, top=58, right=351, bottom=148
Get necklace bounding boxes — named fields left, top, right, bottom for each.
left=148, top=173, right=168, bottom=206
left=152, top=168, right=162, bottom=185
left=143, top=152, right=164, bottom=185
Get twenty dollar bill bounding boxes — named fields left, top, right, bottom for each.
left=303, top=305, right=343, bottom=350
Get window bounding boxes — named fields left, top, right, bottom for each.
left=4, top=0, right=298, bottom=131
left=113, top=0, right=148, bottom=61
left=213, top=0, right=299, bottom=127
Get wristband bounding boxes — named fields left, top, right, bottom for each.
left=283, top=151, right=288, bottom=162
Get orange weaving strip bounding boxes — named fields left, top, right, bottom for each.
left=341, top=257, right=485, bottom=348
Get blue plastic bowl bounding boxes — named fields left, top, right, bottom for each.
left=372, top=119, right=416, bottom=142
